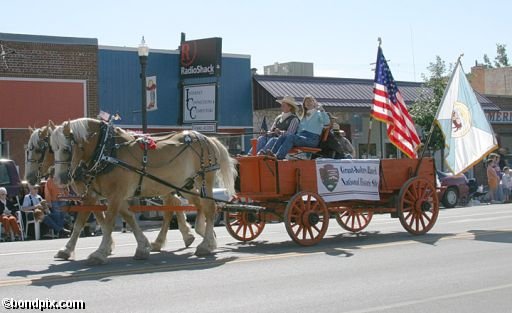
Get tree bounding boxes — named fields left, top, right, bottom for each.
left=410, top=56, right=451, bottom=154
left=494, top=43, right=509, bottom=67
left=481, top=43, right=509, bottom=68
left=483, top=54, right=493, bottom=68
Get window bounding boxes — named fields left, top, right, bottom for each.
left=0, top=164, right=11, bottom=185
left=217, top=135, right=243, bottom=155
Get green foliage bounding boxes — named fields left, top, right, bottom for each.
left=494, top=43, right=509, bottom=67
left=481, top=43, right=509, bottom=68
left=410, top=56, right=451, bottom=153
left=483, top=54, right=493, bottom=68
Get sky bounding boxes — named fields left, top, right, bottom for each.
left=2, top=0, right=511, bottom=82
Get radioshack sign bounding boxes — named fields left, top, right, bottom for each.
left=180, top=37, right=222, bottom=78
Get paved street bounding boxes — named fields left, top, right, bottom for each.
left=0, top=203, right=511, bottom=313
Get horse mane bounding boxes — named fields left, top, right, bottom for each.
left=28, top=128, right=42, bottom=148
left=51, top=118, right=97, bottom=148
left=69, top=118, right=96, bottom=143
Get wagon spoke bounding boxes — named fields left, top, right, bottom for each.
left=243, top=225, right=248, bottom=238
left=311, top=201, right=320, bottom=212
left=422, top=212, right=432, bottom=223
left=305, top=227, right=314, bottom=239
left=356, top=214, right=362, bottom=228
left=312, top=224, right=321, bottom=234
left=249, top=225, right=255, bottom=237
left=235, top=224, right=243, bottom=235
left=294, top=225, right=303, bottom=237
left=419, top=214, right=426, bottom=229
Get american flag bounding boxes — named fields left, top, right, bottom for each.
left=372, top=47, right=420, bottom=159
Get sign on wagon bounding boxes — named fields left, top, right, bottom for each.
left=316, top=159, right=380, bottom=202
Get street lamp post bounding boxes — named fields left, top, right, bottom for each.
left=138, top=36, right=149, bottom=134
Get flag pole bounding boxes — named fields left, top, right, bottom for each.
left=419, top=53, right=464, bottom=159
left=367, top=37, right=382, bottom=158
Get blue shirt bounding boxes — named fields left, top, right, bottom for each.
left=298, top=110, right=330, bottom=135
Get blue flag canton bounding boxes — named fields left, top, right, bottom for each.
left=375, top=48, right=398, bottom=104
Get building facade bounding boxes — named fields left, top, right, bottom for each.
left=0, top=33, right=253, bottom=177
left=0, top=33, right=98, bottom=175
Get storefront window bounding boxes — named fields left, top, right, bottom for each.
left=217, top=135, right=243, bottom=156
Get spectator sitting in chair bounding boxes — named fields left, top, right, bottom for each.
left=22, top=184, right=70, bottom=238
left=269, top=95, right=330, bottom=160
left=0, top=187, right=22, bottom=241
left=252, top=96, right=300, bottom=155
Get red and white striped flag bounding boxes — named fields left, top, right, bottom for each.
left=371, top=47, right=420, bottom=159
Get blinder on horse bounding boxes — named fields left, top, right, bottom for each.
left=26, top=130, right=53, bottom=180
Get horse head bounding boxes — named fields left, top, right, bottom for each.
left=25, top=121, right=56, bottom=185
left=50, top=118, right=102, bottom=186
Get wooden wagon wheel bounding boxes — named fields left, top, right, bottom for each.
left=397, top=177, right=439, bottom=235
left=224, top=197, right=265, bottom=242
left=334, top=207, right=373, bottom=233
left=284, top=191, right=329, bottom=246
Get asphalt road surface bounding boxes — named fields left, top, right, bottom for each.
left=0, top=203, right=511, bottom=313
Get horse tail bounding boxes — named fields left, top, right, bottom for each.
left=209, top=137, right=238, bottom=196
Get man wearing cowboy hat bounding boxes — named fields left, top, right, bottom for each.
left=332, top=123, right=355, bottom=158
left=251, top=96, right=300, bottom=154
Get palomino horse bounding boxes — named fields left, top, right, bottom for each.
left=25, top=122, right=110, bottom=260
left=26, top=122, right=194, bottom=261
left=50, top=118, right=237, bottom=264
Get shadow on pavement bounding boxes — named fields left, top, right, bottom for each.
left=8, top=251, right=238, bottom=288
left=468, top=229, right=512, bottom=244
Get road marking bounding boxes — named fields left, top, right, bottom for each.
left=341, top=282, right=512, bottom=313
left=0, top=229, right=510, bottom=287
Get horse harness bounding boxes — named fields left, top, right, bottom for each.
left=67, top=121, right=221, bottom=200
left=26, top=130, right=53, bottom=180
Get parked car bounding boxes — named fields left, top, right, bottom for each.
left=437, top=170, right=475, bottom=208
left=0, top=158, right=24, bottom=203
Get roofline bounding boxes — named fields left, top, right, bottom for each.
left=0, top=32, right=97, bottom=46
left=253, top=74, right=424, bottom=87
left=99, top=45, right=250, bottom=59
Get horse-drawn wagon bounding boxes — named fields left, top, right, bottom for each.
left=26, top=117, right=439, bottom=263
left=223, top=155, right=439, bottom=246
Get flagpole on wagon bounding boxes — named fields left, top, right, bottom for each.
left=419, top=53, right=464, bottom=160
left=367, top=37, right=382, bottom=159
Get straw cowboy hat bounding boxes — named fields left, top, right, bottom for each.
left=276, top=96, right=299, bottom=113
left=332, top=123, right=346, bottom=136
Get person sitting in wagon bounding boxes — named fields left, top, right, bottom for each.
left=251, top=96, right=300, bottom=155
left=268, top=95, right=330, bottom=160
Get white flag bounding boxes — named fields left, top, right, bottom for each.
left=435, top=59, right=498, bottom=175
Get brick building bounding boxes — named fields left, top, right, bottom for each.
left=0, top=33, right=98, bottom=176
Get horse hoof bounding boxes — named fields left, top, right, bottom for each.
left=134, top=247, right=150, bottom=260
left=184, top=235, right=195, bottom=248
left=55, top=249, right=73, bottom=260
left=150, top=242, right=162, bottom=252
left=194, top=242, right=215, bottom=256
left=86, top=252, right=108, bottom=265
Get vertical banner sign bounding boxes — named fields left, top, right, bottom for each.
left=146, top=76, right=157, bottom=111
left=183, top=84, right=216, bottom=122
left=180, top=38, right=222, bottom=78
left=316, top=159, right=380, bottom=202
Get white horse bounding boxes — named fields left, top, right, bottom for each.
left=50, top=118, right=236, bottom=264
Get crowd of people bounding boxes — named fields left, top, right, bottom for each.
left=0, top=167, right=72, bottom=242
left=485, top=148, right=511, bottom=203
